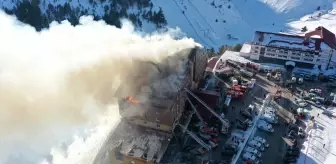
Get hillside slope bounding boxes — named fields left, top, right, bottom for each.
left=1, top=0, right=335, bottom=48
left=154, top=0, right=336, bottom=47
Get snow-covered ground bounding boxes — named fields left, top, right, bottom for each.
left=155, top=0, right=336, bottom=48
left=1, top=0, right=336, bottom=48
left=298, top=107, right=336, bottom=164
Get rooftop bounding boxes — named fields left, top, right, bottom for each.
left=108, top=121, right=172, bottom=163
left=253, top=26, right=336, bottom=51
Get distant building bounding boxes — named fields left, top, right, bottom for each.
left=246, top=26, right=336, bottom=69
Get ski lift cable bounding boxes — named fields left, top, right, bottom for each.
left=186, top=0, right=215, bottom=32
left=172, top=0, right=213, bottom=47
left=180, top=1, right=217, bottom=45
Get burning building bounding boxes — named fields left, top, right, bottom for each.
left=117, top=47, right=208, bottom=133
left=98, top=47, right=208, bottom=164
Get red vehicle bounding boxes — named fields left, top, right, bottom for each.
left=228, top=90, right=244, bottom=99
left=232, top=85, right=247, bottom=92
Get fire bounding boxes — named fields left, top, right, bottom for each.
left=126, top=96, right=139, bottom=104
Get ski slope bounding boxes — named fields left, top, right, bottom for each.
left=154, top=0, right=336, bottom=48
left=0, top=0, right=336, bottom=48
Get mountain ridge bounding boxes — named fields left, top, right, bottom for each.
left=1, top=0, right=335, bottom=48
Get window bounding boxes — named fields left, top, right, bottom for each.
left=303, top=58, right=313, bottom=62
left=260, top=47, right=265, bottom=55
left=144, top=121, right=147, bottom=124
left=254, top=50, right=258, bottom=53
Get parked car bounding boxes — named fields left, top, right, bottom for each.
left=237, top=122, right=248, bottom=131
left=240, top=110, right=252, bottom=119
left=244, top=146, right=262, bottom=158
left=248, top=140, right=265, bottom=151
left=237, top=118, right=253, bottom=127
left=242, top=152, right=260, bottom=164
left=310, top=88, right=322, bottom=95
left=298, top=131, right=305, bottom=138
left=315, top=101, right=322, bottom=108
left=265, top=107, right=276, bottom=112
left=261, top=114, right=278, bottom=124
left=264, top=110, right=276, bottom=116
left=304, top=75, right=311, bottom=80
left=258, top=120, right=274, bottom=132
left=298, top=102, right=308, bottom=107
left=288, top=130, right=298, bottom=137
left=223, top=144, right=238, bottom=151
left=252, top=136, right=269, bottom=148
left=288, top=124, right=299, bottom=131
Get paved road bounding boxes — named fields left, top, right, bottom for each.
left=251, top=74, right=296, bottom=164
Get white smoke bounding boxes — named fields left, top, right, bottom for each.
left=0, top=10, right=200, bottom=164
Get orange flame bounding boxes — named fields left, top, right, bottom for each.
left=126, top=96, right=139, bottom=104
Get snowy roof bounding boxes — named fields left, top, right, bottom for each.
left=219, top=51, right=252, bottom=64
left=253, top=27, right=336, bottom=51
left=240, top=43, right=252, bottom=53
left=205, top=56, right=220, bottom=72
left=108, top=121, right=171, bottom=163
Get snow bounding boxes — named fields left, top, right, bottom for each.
left=297, top=107, right=336, bottom=164
left=240, top=43, right=252, bottom=53
left=1, top=0, right=336, bottom=49
left=254, top=31, right=330, bottom=50
left=220, top=51, right=252, bottom=64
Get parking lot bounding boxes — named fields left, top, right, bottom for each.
left=231, top=70, right=305, bottom=164
left=161, top=60, right=336, bottom=164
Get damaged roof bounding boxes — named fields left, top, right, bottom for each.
left=107, top=121, right=172, bottom=163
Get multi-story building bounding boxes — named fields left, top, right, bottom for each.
left=118, top=47, right=208, bottom=133
left=247, top=26, right=336, bottom=69
left=94, top=47, right=208, bottom=164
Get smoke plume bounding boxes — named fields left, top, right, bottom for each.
left=0, top=10, right=200, bottom=164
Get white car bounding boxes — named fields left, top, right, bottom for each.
left=261, top=114, right=278, bottom=124
left=253, top=136, right=269, bottom=148
left=258, top=121, right=274, bottom=132
left=265, top=107, right=276, bottom=113
left=247, top=140, right=265, bottom=151
left=244, top=146, right=262, bottom=158
left=264, top=110, right=276, bottom=116
left=298, top=102, right=308, bottom=107
left=242, top=152, right=260, bottom=164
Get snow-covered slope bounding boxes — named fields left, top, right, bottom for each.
left=154, top=0, right=336, bottom=47
left=0, top=0, right=336, bottom=48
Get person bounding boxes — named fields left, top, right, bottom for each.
left=317, top=113, right=320, bottom=117
left=323, top=144, right=325, bottom=148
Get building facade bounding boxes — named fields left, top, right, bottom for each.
left=118, top=47, right=208, bottom=133
left=247, top=26, right=336, bottom=69
left=109, top=47, right=208, bottom=164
